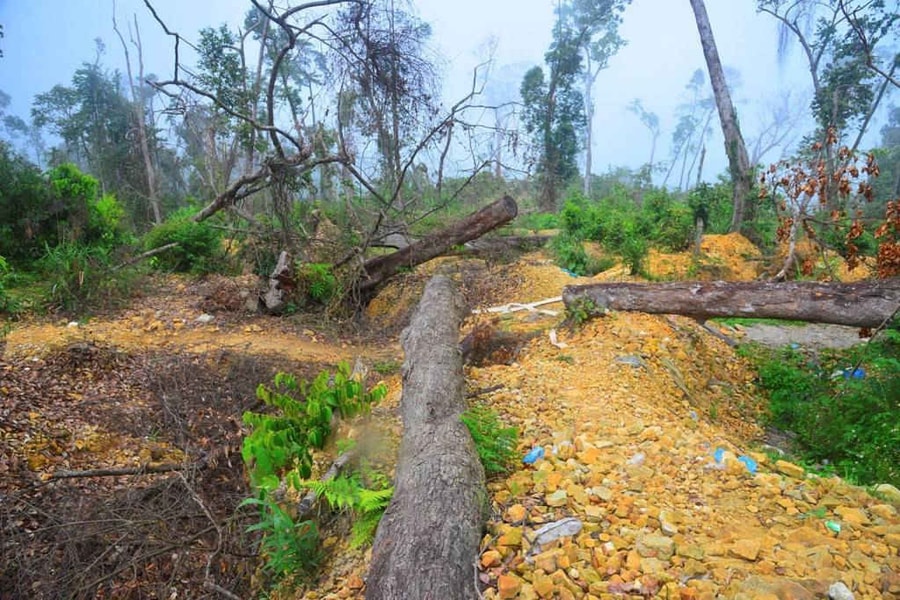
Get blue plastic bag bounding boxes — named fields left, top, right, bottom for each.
left=523, top=446, right=545, bottom=464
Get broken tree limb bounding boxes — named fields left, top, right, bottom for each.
left=562, top=279, right=900, bottom=328
left=48, top=462, right=198, bottom=480
left=114, top=242, right=179, bottom=271
left=356, top=195, right=518, bottom=298
left=366, top=276, right=486, bottom=600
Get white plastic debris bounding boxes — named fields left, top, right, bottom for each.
left=527, top=517, right=583, bottom=557
left=828, top=581, right=854, bottom=600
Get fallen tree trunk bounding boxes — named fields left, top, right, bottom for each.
left=357, top=195, right=518, bottom=298
left=562, top=279, right=900, bottom=328
left=366, top=276, right=486, bottom=600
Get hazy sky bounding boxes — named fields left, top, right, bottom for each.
left=0, top=0, right=893, bottom=183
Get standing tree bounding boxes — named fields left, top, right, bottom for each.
left=520, top=9, right=587, bottom=212
left=627, top=98, right=661, bottom=179
left=688, top=0, right=754, bottom=234
left=758, top=0, right=898, bottom=206
left=557, top=0, right=631, bottom=197
left=335, top=0, right=438, bottom=210
left=113, top=8, right=162, bottom=224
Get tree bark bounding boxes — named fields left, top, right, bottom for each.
left=365, top=276, right=486, bottom=600
left=562, top=279, right=900, bottom=328
left=688, top=0, right=753, bottom=234
left=357, top=195, right=518, bottom=297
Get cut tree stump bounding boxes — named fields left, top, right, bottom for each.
left=562, top=279, right=900, bottom=328
left=357, top=195, right=518, bottom=298
left=365, top=276, right=486, bottom=600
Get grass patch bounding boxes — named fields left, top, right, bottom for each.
left=748, top=327, right=899, bottom=487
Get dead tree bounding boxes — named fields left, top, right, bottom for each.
left=356, top=195, right=518, bottom=298
left=562, top=279, right=900, bottom=328
left=366, top=276, right=486, bottom=600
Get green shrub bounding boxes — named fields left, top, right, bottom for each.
left=239, top=493, right=321, bottom=580
left=619, top=235, right=649, bottom=275
left=296, top=262, right=338, bottom=305
left=37, top=242, right=138, bottom=314
left=461, top=404, right=519, bottom=477
left=0, top=256, right=16, bottom=314
left=518, top=212, right=559, bottom=230
left=754, top=330, right=900, bottom=486
left=550, top=234, right=614, bottom=276
left=240, top=363, right=388, bottom=580
left=142, top=207, right=224, bottom=273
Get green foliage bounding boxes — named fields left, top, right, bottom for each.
left=240, top=363, right=389, bottom=579
left=293, top=470, right=393, bottom=548
left=372, top=359, right=401, bottom=376
left=566, top=297, right=599, bottom=327
left=550, top=233, right=615, bottom=276
left=461, top=404, right=519, bottom=477
left=687, top=181, right=733, bottom=235
left=296, top=262, right=338, bottom=305
left=242, top=364, right=386, bottom=485
left=0, top=255, right=17, bottom=314
left=518, top=212, right=560, bottom=231
left=142, top=207, right=224, bottom=273
left=37, top=242, right=137, bottom=314
left=239, top=495, right=321, bottom=579
left=753, top=330, right=900, bottom=486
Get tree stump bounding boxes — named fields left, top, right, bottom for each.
left=365, top=276, right=486, bottom=600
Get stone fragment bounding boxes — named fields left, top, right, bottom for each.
left=546, top=489, right=568, bottom=507
left=532, top=575, right=555, bottom=598
left=729, top=538, right=761, bottom=561
left=834, top=506, right=870, bottom=526
left=775, top=460, right=806, bottom=479
left=736, top=576, right=815, bottom=600
left=498, top=574, right=522, bottom=599
left=506, top=503, right=527, bottom=523
left=874, top=483, right=900, bottom=504
left=481, top=549, right=502, bottom=568
left=678, top=545, right=705, bottom=560
left=827, top=581, right=854, bottom=600
left=498, top=527, right=523, bottom=547
left=636, top=533, right=675, bottom=560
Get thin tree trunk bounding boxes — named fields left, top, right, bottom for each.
left=583, top=67, right=594, bottom=197
left=562, top=279, right=900, bottom=328
left=688, top=0, right=753, bottom=234
left=366, top=276, right=485, bottom=600
left=113, top=9, right=161, bottom=224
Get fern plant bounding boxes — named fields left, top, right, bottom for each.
left=292, top=470, right=393, bottom=548
left=297, top=262, right=338, bottom=304
left=461, top=405, right=519, bottom=477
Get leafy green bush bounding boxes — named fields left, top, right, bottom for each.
left=550, top=234, right=615, bottom=276
left=242, top=364, right=386, bottom=484
left=755, top=330, right=900, bottom=486
left=296, top=262, right=338, bottom=305
left=239, top=494, right=321, bottom=579
left=241, top=363, right=388, bottom=580
left=37, top=242, right=138, bottom=314
left=518, top=212, right=560, bottom=231
left=142, top=207, right=224, bottom=273
left=461, top=404, right=519, bottom=477
left=0, top=256, right=16, bottom=314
